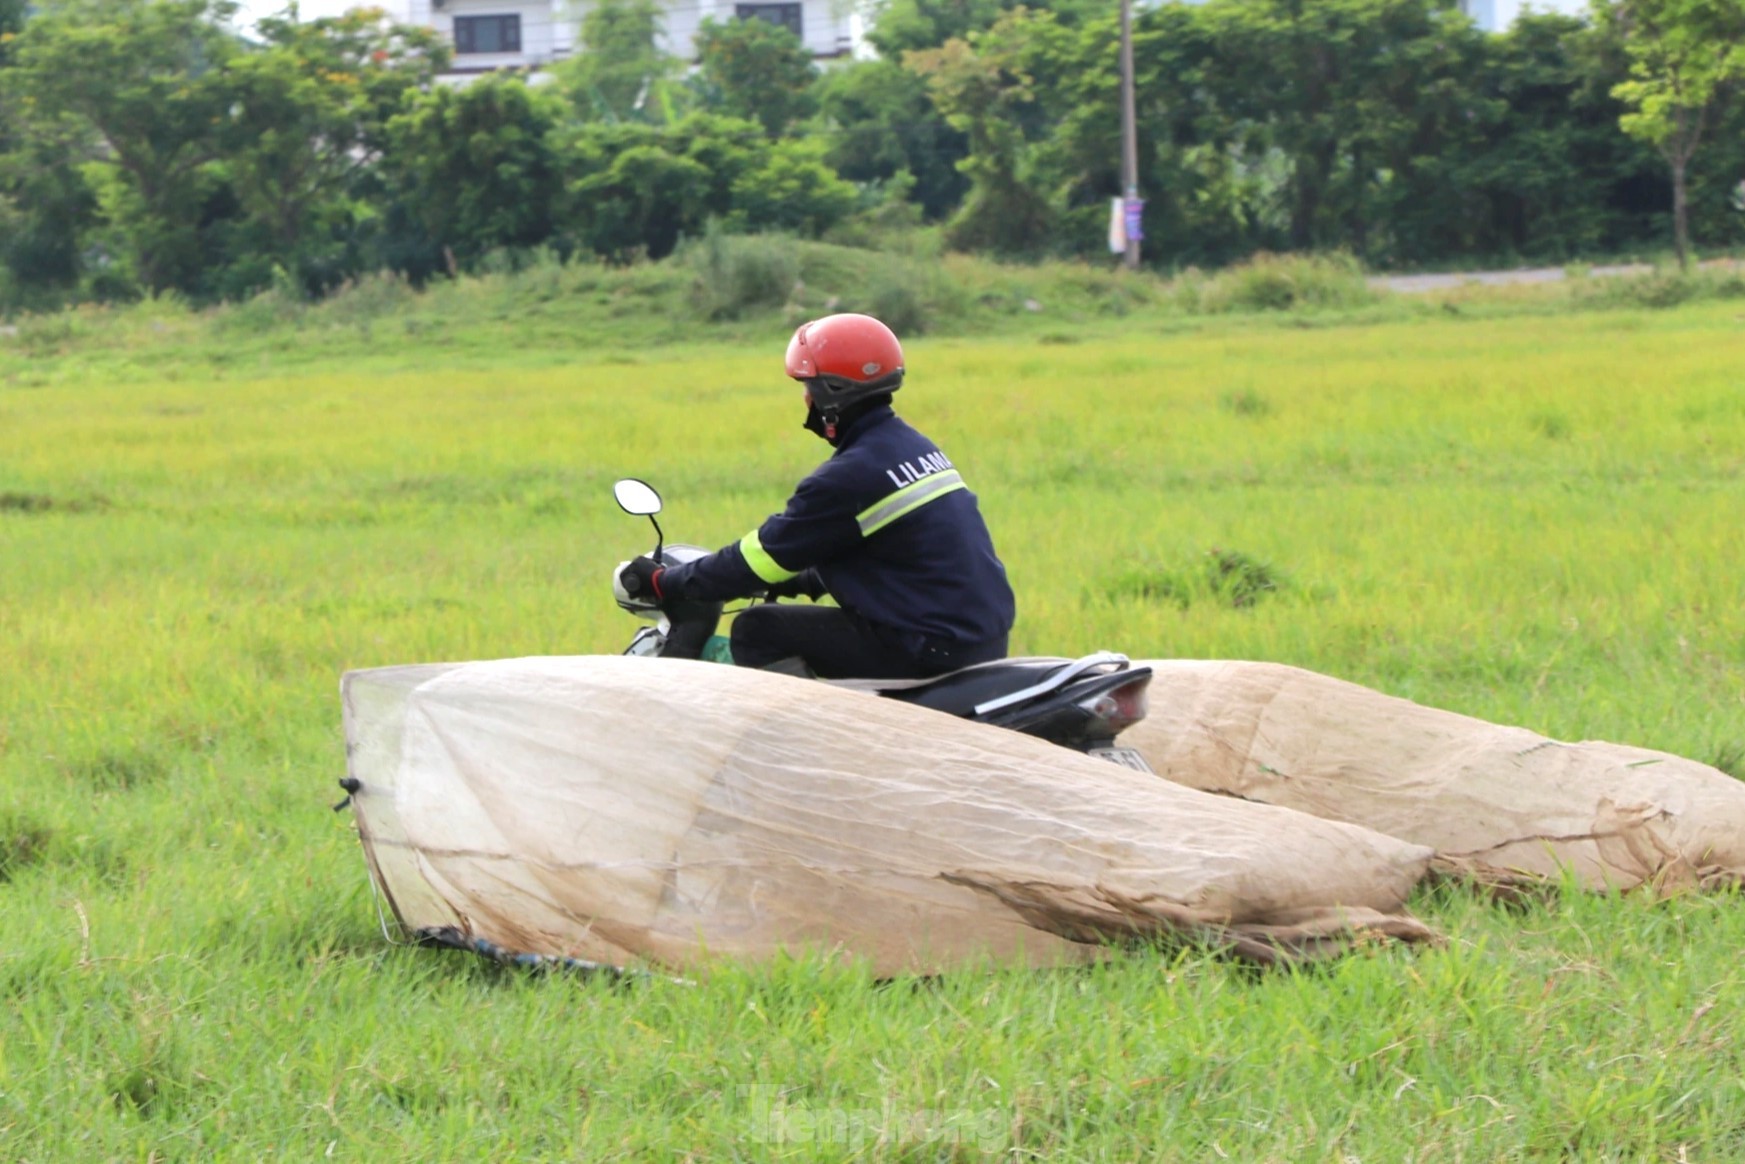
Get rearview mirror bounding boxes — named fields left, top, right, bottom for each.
left=613, top=478, right=662, bottom=516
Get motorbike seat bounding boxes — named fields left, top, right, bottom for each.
left=826, top=653, right=1135, bottom=720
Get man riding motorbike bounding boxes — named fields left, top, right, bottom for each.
left=617, top=313, right=1015, bottom=680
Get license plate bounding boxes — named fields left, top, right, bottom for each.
left=1089, top=745, right=1153, bottom=773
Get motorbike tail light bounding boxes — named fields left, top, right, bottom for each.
left=1076, top=674, right=1151, bottom=735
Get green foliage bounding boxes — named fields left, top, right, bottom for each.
left=1177, top=252, right=1378, bottom=314
left=866, top=0, right=1011, bottom=55
left=16, top=232, right=1745, bottom=362
left=0, top=111, right=98, bottom=307
left=908, top=17, right=1057, bottom=255
left=219, top=10, right=446, bottom=297
left=1202, top=547, right=1286, bottom=607
left=858, top=264, right=935, bottom=336
left=1436, top=12, right=1662, bottom=261
left=692, top=15, right=817, bottom=138
left=1109, top=548, right=1287, bottom=611
left=0, top=0, right=446, bottom=303
left=665, top=110, right=772, bottom=214
left=384, top=74, right=565, bottom=267
left=1193, top=0, right=1493, bottom=256
left=812, top=59, right=969, bottom=221
left=0, top=0, right=24, bottom=61
left=1567, top=262, right=1745, bottom=306
left=6, top=0, right=1745, bottom=313
left=556, top=114, right=855, bottom=261
left=728, top=138, right=857, bottom=235
left=681, top=225, right=801, bottom=319
left=1220, top=387, right=1272, bottom=417
left=820, top=170, right=931, bottom=250
left=3, top=0, right=242, bottom=295
left=561, top=126, right=712, bottom=261
left=1604, top=0, right=1745, bottom=266
left=550, top=0, right=675, bottom=123
left=865, top=0, right=1107, bottom=57
left=889, top=0, right=1723, bottom=268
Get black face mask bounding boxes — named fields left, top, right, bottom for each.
left=803, top=402, right=838, bottom=444
left=802, top=394, right=891, bottom=446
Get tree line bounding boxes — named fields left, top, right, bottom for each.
left=2, top=0, right=1743, bottom=311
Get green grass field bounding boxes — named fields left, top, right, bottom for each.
left=3, top=281, right=1744, bottom=1160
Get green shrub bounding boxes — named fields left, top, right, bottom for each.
left=0, top=812, right=53, bottom=884
left=0, top=491, right=107, bottom=514
left=681, top=226, right=802, bottom=320
left=824, top=181, right=922, bottom=239
left=217, top=267, right=310, bottom=335
left=857, top=254, right=957, bottom=335
left=1189, top=252, right=1376, bottom=314
left=321, top=270, right=418, bottom=323
left=1570, top=267, right=1745, bottom=310
left=12, top=305, right=99, bottom=354
left=1531, top=411, right=1572, bottom=440
left=730, top=140, right=858, bottom=237
left=1108, top=548, right=1288, bottom=610
left=1203, top=547, right=1286, bottom=608
left=1585, top=272, right=1699, bottom=309
left=1220, top=389, right=1272, bottom=417
left=862, top=270, right=931, bottom=335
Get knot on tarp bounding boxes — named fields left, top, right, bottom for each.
left=332, top=777, right=361, bottom=812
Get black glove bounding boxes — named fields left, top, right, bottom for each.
left=763, top=568, right=826, bottom=602
left=620, top=556, right=665, bottom=600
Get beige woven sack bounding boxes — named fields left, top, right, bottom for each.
left=1121, top=660, right=1745, bottom=892
left=341, top=656, right=1437, bottom=974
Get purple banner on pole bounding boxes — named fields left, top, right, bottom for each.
left=1123, top=197, right=1145, bottom=243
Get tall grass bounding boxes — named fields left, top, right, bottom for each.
left=23, top=240, right=1745, bottom=387
left=682, top=227, right=804, bottom=321
left=2, top=298, right=1744, bottom=1158
left=1175, top=251, right=1378, bottom=313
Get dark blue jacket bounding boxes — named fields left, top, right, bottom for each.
left=659, top=405, right=1015, bottom=650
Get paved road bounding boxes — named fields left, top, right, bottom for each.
left=1373, top=259, right=1738, bottom=293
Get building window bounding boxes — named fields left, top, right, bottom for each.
left=734, top=3, right=802, bottom=39
left=454, top=14, right=522, bottom=55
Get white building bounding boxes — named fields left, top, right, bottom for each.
left=1463, top=0, right=1590, bottom=31
left=401, top=0, right=865, bottom=77
left=1143, top=0, right=1588, bottom=34
left=649, top=0, right=865, bottom=62
left=1460, top=0, right=1497, bottom=30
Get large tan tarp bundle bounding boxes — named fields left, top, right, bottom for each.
left=1120, top=660, right=1745, bottom=893
left=341, top=656, right=1437, bottom=974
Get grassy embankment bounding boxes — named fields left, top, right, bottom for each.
left=2, top=245, right=1744, bottom=1159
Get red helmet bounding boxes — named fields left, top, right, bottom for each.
left=784, top=313, right=905, bottom=412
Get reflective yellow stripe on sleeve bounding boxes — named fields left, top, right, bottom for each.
left=855, top=470, right=966, bottom=537
left=738, top=529, right=799, bottom=584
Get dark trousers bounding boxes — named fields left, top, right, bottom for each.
left=729, top=603, right=1007, bottom=680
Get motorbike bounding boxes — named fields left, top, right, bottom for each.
left=610, top=477, right=1156, bottom=772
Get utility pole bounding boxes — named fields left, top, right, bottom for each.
left=1119, top=0, right=1141, bottom=270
